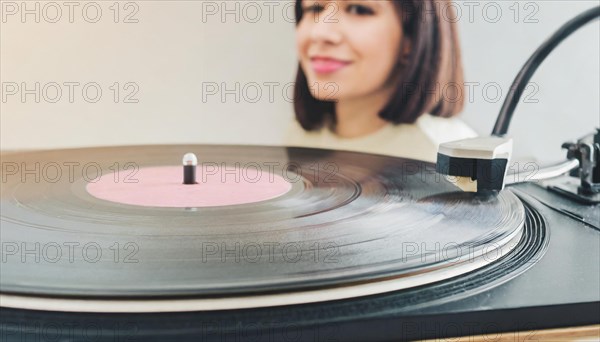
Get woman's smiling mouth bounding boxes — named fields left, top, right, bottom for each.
left=310, top=56, right=352, bottom=74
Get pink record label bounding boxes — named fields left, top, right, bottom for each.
left=86, top=165, right=292, bottom=207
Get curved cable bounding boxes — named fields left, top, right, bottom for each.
left=492, top=6, right=600, bottom=136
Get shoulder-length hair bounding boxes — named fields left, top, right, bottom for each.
left=294, top=0, right=465, bottom=131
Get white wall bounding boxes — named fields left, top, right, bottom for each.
left=1, top=0, right=598, bottom=163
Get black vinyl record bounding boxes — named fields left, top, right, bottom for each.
left=0, top=145, right=525, bottom=312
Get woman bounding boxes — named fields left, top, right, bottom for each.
left=286, top=0, right=477, bottom=163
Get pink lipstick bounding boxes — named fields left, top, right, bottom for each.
left=311, top=57, right=351, bottom=74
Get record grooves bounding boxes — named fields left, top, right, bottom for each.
left=1, top=146, right=526, bottom=309
left=0, top=197, right=549, bottom=341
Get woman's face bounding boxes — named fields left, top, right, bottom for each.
left=296, top=0, right=403, bottom=102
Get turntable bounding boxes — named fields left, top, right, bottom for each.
left=1, top=6, right=599, bottom=342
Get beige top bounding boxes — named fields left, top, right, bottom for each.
left=284, top=113, right=478, bottom=163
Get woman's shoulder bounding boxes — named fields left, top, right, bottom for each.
left=282, top=113, right=478, bottom=162
left=415, top=113, right=478, bottom=145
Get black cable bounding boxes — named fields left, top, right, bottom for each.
left=492, top=6, right=600, bottom=137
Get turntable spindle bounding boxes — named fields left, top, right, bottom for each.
left=182, top=153, right=198, bottom=185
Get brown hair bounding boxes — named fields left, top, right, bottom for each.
left=293, top=0, right=465, bottom=131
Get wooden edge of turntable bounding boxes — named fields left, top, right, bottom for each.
left=420, top=324, right=600, bottom=342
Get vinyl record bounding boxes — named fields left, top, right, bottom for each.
left=0, top=145, right=525, bottom=312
